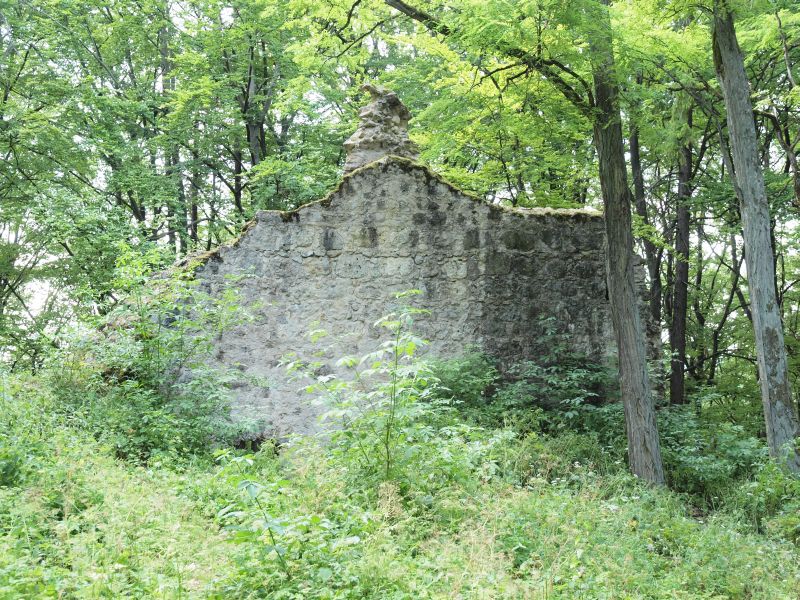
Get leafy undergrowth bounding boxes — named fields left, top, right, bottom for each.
left=0, top=377, right=234, bottom=598
left=2, top=374, right=800, bottom=599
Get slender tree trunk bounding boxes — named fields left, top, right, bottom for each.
left=166, top=201, right=176, bottom=251
left=670, top=127, right=692, bottom=405
left=247, top=121, right=262, bottom=166
left=233, top=148, right=244, bottom=216
left=160, top=23, right=188, bottom=255
left=189, top=164, right=200, bottom=244
left=709, top=234, right=742, bottom=383
left=664, top=225, right=674, bottom=327
left=766, top=107, right=800, bottom=208
left=207, top=174, right=218, bottom=251
left=592, top=0, right=664, bottom=484
left=692, top=218, right=707, bottom=380
left=630, top=118, right=665, bottom=397
left=713, top=1, right=800, bottom=471
left=630, top=117, right=663, bottom=333
left=171, top=147, right=188, bottom=255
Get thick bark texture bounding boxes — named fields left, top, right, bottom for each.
left=592, top=3, right=665, bottom=484
left=713, top=1, right=800, bottom=471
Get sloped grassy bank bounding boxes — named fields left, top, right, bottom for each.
left=2, top=371, right=800, bottom=599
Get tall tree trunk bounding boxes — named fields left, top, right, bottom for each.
left=233, top=148, right=244, bottom=216
left=670, top=124, right=692, bottom=405
left=160, top=23, right=188, bottom=255
left=708, top=234, right=742, bottom=383
left=592, top=0, right=665, bottom=484
left=692, top=217, right=707, bottom=380
left=630, top=118, right=664, bottom=398
left=166, top=200, right=176, bottom=251
left=713, top=1, right=800, bottom=471
left=171, top=147, right=188, bottom=256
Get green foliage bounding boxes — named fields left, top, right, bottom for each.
left=527, top=394, right=774, bottom=509
left=729, top=461, right=800, bottom=541
left=430, top=321, right=616, bottom=431
left=552, top=398, right=773, bottom=506
left=0, top=377, right=235, bottom=597
left=3, top=349, right=800, bottom=597
left=426, top=334, right=783, bottom=510
left=427, top=351, right=499, bottom=407
left=0, top=372, right=50, bottom=489
left=659, top=407, right=769, bottom=503
left=503, top=323, right=615, bottom=419
left=287, top=292, right=515, bottom=499
left=194, top=305, right=800, bottom=597
left=46, top=245, right=257, bottom=461
left=289, top=291, right=438, bottom=484
left=495, top=356, right=614, bottom=428
left=3, top=0, right=800, bottom=595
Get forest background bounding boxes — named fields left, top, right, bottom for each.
left=3, top=0, right=800, bottom=597
left=3, top=0, right=800, bottom=408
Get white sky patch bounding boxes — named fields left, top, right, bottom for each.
left=220, top=6, right=234, bottom=27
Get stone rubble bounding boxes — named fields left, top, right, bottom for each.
left=343, top=84, right=419, bottom=172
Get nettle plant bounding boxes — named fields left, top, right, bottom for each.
left=50, top=244, right=257, bottom=460
left=212, top=294, right=520, bottom=588
left=289, top=290, right=437, bottom=483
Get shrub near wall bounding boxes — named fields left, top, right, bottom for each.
left=47, top=245, right=258, bottom=461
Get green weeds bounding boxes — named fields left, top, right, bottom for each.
left=1, top=293, right=800, bottom=598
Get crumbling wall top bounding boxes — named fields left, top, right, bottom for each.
left=343, top=84, right=419, bottom=172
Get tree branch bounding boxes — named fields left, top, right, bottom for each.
left=383, top=0, right=593, bottom=116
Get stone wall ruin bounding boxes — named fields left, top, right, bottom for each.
left=191, top=87, right=616, bottom=437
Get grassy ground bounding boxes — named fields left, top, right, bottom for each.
left=2, top=376, right=800, bottom=599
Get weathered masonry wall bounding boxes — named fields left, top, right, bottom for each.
left=194, top=157, right=614, bottom=436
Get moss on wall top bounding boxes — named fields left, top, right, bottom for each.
left=176, top=155, right=603, bottom=273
